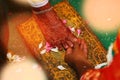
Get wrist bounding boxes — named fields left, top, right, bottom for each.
left=75, top=61, right=93, bottom=78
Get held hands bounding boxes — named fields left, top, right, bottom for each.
left=65, top=39, right=88, bottom=65
left=44, top=26, right=77, bottom=50
left=65, top=39, right=93, bottom=77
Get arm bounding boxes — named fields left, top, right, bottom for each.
left=28, top=0, right=77, bottom=50
left=65, top=39, right=93, bottom=78
left=65, top=38, right=120, bottom=80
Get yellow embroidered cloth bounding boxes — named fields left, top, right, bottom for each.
left=17, top=1, right=107, bottom=80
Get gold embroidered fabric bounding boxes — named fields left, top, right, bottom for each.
left=17, top=1, right=107, bottom=80
left=17, top=17, right=78, bottom=80
left=54, top=1, right=107, bottom=65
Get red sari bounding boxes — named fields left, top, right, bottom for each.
left=81, top=33, right=120, bottom=80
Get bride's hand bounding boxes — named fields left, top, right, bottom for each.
left=34, top=8, right=77, bottom=50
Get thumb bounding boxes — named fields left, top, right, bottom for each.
left=66, top=47, right=72, bottom=55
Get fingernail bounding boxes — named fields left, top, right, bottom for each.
left=73, top=38, right=78, bottom=42
left=67, top=50, right=72, bottom=54
left=65, top=45, right=69, bottom=48
left=67, top=52, right=71, bottom=54
left=70, top=44, right=73, bottom=47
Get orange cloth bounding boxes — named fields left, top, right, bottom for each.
left=17, top=17, right=45, bottom=57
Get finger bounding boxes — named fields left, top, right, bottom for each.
left=57, top=44, right=63, bottom=51
left=66, top=47, right=73, bottom=55
left=77, top=38, right=82, bottom=45
left=83, top=42, right=88, bottom=57
left=56, top=41, right=63, bottom=51
left=81, top=40, right=87, bottom=52
left=66, top=40, right=73, bottom=47
left=68, top=34, right=78, bottom=43
left=62, top=41, right=69, bottom=49
left=65, top=47, right=73, bottom=65
left=80, top=39, right=84, bottom=50
left=79, top=40, right=88, bottom=58
left=72, top=37, right=78, bottom=42
left=70, top=38, right=81, bottom=49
